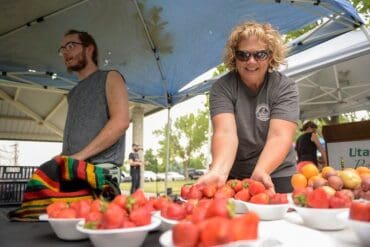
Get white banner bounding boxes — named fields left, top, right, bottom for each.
left=327, top=140, right=370, bottom=170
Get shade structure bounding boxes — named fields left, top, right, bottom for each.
left=0, top=0, right=364, bottom=141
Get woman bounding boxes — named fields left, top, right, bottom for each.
left=295, top=120, right=327, bottom=168
left=198, top=21, right=299, bottom=193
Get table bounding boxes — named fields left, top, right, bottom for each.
left=0, top=207, right=362, bottom=247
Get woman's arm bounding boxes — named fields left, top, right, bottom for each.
left=197, top=113, right=238, bottom=186
left=251, top=118, right=297, bottom=192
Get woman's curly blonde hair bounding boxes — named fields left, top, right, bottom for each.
left=223, top=21, right=287, bottom=71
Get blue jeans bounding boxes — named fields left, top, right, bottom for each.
left=130, top=166, right=140, bottom=194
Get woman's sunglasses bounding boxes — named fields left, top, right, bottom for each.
left=235, top=50, right=270, bottom=61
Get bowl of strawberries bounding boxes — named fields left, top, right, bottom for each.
left=337, top=200, right=370, bottom=246
left=41, top=199, right=91, bottom=240
left=292, top=187, right=351, bottom=230
left=231, top=180, right=290, bottom=220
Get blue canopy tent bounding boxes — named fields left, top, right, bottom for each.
left=0, top=0, right=363, bottom=109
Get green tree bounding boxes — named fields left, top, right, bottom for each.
left=153, top=106, right=210, bottom=179
left=173, top=108, right=209, bottom=179
left=144, top=148, right=162, bottom=172
left=153, top=122, right=182, bottom=172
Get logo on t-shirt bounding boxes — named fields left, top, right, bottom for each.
left=255, top=103, right=270, bottom=121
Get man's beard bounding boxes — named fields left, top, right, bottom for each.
left=67, top=49, right=87, bottom=73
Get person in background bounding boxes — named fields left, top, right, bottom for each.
left=198, top=21, right=299, bottom=193
left=129, top=143, right=143, bottom=194
left=60, top=29, right=130, bottom=184
left=295, top=120, right=327, bottom=169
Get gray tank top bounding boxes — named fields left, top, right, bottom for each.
left=62, top=70, right=125, bottom=165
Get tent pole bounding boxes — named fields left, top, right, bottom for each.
left=360, top=25, right=370, bottom=42
left=164, top=107, right=171, bottom=195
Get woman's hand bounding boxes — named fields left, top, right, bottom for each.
left=251, top=169, right=275, bottom=194
left=197, top=169, right=228, bottom=187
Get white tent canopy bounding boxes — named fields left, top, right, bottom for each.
left=281, top=27, right=370, bottom=119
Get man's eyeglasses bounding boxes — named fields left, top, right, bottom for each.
left=235, top=50, right=270, bottom=62
left=58, top=42, right=84, bottom=56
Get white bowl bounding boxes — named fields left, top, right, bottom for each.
left=243, top=201, right=290, bottom=220
left=157, top=213, right=179, bottom=231
left=39, top=214, right=87, bottom=240
left=230, top=198, right=248, bottom=214
left=159, top=230, right=264, bottom=247
left=294, top=206, right=349, bottom=230
left=76, top=216, right=161, bottom=247
left=338, top=211, right=370, bottom=246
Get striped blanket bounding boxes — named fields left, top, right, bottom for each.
left=7, top=156, right=120, bottom=221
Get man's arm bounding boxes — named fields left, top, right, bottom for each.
left=198, top=113, right=238, bottom=186
left=71, top=71, right=130, bottom=161
left=251, top=119, right=297, bottom=191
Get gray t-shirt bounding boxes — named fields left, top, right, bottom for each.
left=210, top=71, right=299, bottom=178
left=62, top=70, right=126, bottom=166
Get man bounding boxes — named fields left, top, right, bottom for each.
left=129, top=144, right=143, bottom=194
left=60, top=29, right=130, bottom=184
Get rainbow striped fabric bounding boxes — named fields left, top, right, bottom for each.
left=7, top=156, right=119, bottom=221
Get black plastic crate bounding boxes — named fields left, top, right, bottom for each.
left=0, top=166, right=38, bottom=206
left=0, top=166, right=37, bottom=182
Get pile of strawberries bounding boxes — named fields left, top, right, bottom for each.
left=163, top=198, right=259, bottom=247
left=181, top=179, right=288, bottom=205
left=350, top=201, right=370, bottom=222
left=292, top=187, right=353, bottom=208
left=46, top=189, right=165, bottom=229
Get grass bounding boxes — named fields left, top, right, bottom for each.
left=120, top=180, right=195, bottom=195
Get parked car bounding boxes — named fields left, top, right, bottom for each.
left=167, top=172, right=185, bottom=181
left=121, top=171, right=131, bottom=182
left=186, top=168, right=202, bottom=180
left=156, top=173, right=166, bottom=181
left=144, top=171, right=157, bottom=182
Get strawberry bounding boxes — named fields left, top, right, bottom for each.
left=153, top=196, right=171, bottom=211
left=202, top=183, right=217, bottom=198
left=112, top=194, right=127, bottom=209
left=270, top=193, right=288, bottom=204
left=161, top=202, right=187, bottom=220
left=205, top=198, right=234, bottom=219
left=241, top=178, right=254, bottom=188
left=46, top=201, right=69, bottom=218
left=184, top=199, right=198, bottom=214
left=214, top=185, right=235, bottom=199
left=85, top=211, right=103, bottom=229
left=234, top=188, right=250, bottom=202
left=131, top=189, right=147, bottom=207
left=200, top=217, right=232, bottom=247
left=250, top=192, right=269, bottom=204
left=90, top=199, right=107, bottom=213
left=292, top=187, right=312, bottom=207
left=249, top=181, right=266, bottom=196
left=227, top=179, right=243, bottom=192
left=181, top=185, right=191, bottom=199
left=187, top=185, right=203, bottom=200
left=329, top=196, right=347, bottom=208
left=121, top=219, right=136, bottom=228
left=101, top=203, right=125, bottom=229
left=173, top=221, right=200, bottom=247
left=350, top=201, right=369, bottom=222
left=55, top=208, right=77, bottom=218
left=307, top=188, right=329, bottom=208
left=70, top=199, right=92, bottom=218
left=230, top=212, right=259, bottom=241
left=130, top=206, right=151, bottom=226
